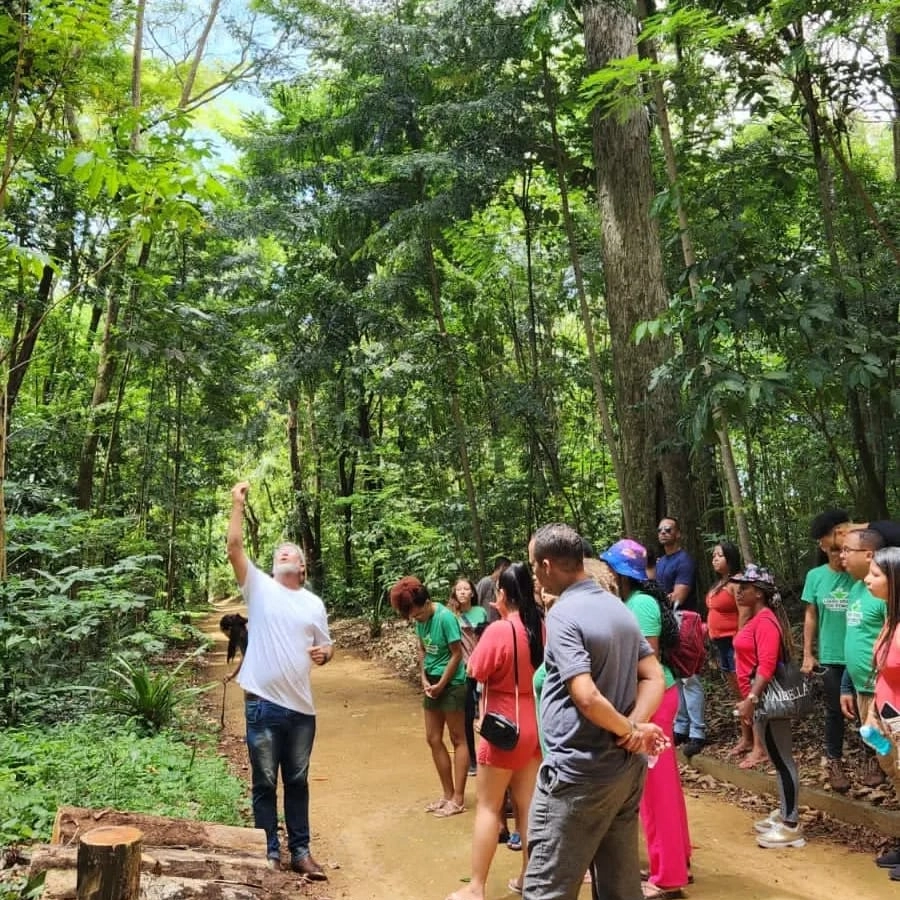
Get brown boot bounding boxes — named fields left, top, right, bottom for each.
left=861, top=754, right=886, bottom=788
left=826, top=758, right=851, bottom=793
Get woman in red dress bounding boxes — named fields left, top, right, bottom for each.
left=445, top=562, right=544, bottom=900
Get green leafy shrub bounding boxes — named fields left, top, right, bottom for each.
left=0, top=872, right=45, bottom=900
left=0, top=716, right=247, bottom=847
left=84, top=651, right=214, bottom=734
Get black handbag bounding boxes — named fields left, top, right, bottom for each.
left=477, top=622, right=520, bottom=751
left=757, top=659, right=818, bottom=720
left=753, top=629, right=818, bottom=720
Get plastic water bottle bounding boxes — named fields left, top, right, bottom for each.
left=860, top=724, right=893, bottom=756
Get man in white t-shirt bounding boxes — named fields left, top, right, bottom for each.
left=227, top=481, right=333, bottom=880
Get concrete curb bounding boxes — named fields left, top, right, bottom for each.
left=681, top=749, right=900, bottom=838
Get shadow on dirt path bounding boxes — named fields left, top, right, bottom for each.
left=203, top=607, right=892, bottom=900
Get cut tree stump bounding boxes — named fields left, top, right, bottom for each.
left=76, top=826, right=143, bottom=900
left=32, top=807, right=313, bottom=900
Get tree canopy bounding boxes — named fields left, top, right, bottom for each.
left=1, top=0, right=898, bottom=720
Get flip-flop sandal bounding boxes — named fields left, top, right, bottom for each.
left=641, top=870, right=694, bottom=885
left=424, top=798, right=448, bottom=812
left=507, top=879, right=522, bottom=894
left=432, top=800, right=466, bottom=817
left=641, top=883, right=684, bottom=900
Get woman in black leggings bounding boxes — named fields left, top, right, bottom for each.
left=731, top=565, right=805, bottom=849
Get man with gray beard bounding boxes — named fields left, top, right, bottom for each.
left=227, top=481, right=333, bottom=880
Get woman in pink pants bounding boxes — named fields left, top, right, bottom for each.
left=599, top=539, right=692, bottom=900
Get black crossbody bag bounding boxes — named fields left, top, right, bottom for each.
left=477, top=621, right=520, bottom=751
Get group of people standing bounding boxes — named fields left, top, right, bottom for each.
left=219, top=478, right=900, bottom=897
left=388, top=512, right=900, bottom=898
left=390, top=524, right=692, bottom=900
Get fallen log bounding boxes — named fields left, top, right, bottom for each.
left=31, top=846, right=272, bottom=882
left=51, top=808, right=265, bottom=855
left=42, top=871, right=291, bottom=900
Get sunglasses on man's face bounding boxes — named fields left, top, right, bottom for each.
left=658, top=527, right=674, bottom=534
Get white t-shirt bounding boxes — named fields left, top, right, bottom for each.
left=236, top=563, right=331, bottom=715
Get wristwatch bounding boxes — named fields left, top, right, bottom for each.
left=749, top=693, right=759, bottom=705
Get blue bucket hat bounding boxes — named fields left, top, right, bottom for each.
left=600, top=539, right=648, bottom=582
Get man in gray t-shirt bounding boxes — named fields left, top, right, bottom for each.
left=475, top=555, right=510, bottom=624
left=524, top=523, right=667, bottom=900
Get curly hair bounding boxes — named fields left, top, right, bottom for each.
left=389, top=576, right=429, bottom=619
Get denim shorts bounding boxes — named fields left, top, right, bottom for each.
left=424, top=681, right=467, bottom=712
left=712, top=636, right=736, bottom=674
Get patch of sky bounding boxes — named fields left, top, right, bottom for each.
left=143, top=0, right=309, bottom=165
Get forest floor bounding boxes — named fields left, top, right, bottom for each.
left=200, top=605, right=899, bottom=900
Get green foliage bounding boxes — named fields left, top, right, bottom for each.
left=1, top=0, right=898, bottom=653
left=81, top=651, right=214, bottom=734
left=0, top=872, right=46, bottom=900
left=0, top=716, right=246, bottom=846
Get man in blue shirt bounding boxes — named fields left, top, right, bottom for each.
left=655, top=516, right=706, bottom=757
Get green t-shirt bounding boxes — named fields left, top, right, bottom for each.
left=460, top=606, right=488, bottom=629
left=844, top=579, right=886, bottom=694
left=533, top=662, right=547, bottom=757
left=416, top=603, right=466, bottom=684
left=625, top=591, right=676, bottom=689
left=801, top=564, right=853, bottom=665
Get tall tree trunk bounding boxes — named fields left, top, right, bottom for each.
left=542, top=54, right=630, bottom=534
left=78, top=0, right=224, bottom=513
left=130, top=0, right=146, bottom=151
left=76, top=241, right=150, bottom=509
left=97, top=351, right=132, bottom=512
left=287, top=396, right=322, bottom=587
left=582, top=1, right=696, bottom=547
left=784, top=22, right=889, bottom=519
left=422, top=237, right=486, bottom=572
left=5, top=264, right=53, bottom=421
left=0, top=0, right=26, bottom=211
left=635, top=0, right=752, bottom=561
left=0, top=386, right=7, bottom=579
left=891, top=13, right=900, bottom=182
left=165, top=374, right=184, bottom=606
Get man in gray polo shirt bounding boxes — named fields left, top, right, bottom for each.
left=525, top=523, right=667, bottom=900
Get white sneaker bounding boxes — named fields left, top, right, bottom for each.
left=753, top=810, right=783, bottom=834
left=756, top=821, right=806, bottom=849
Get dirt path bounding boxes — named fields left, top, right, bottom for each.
left=205, top=608, right=892, bottom=900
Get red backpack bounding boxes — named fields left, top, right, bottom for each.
left=663, top=610, right=707, bottom=678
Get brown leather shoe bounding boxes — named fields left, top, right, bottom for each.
left=291, top=855, right=328, bottom=881
left=826, top=758, right=850, bottom=793
left=861, top=754, right=886, bottom=788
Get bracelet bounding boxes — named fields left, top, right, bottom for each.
left=619, top=720, right=636, bottom=740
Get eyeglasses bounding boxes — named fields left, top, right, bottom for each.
left=839, top=547, right=867, bottom=554
left=658, top=527, right=674, bottom=534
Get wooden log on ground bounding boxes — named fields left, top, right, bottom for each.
left=31, top=846, right=273, bottom=882
left=42, top=869, right=302, bottom=900
left=76, top=826, right=142, bottom=900
left=52, top=807, right=265, bottom=854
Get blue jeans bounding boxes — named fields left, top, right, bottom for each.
left=245, top=698, right=316, bottom=861
left=524, top=759, right=645, bottom=900
left=674, top=675, right=706, bottom=740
